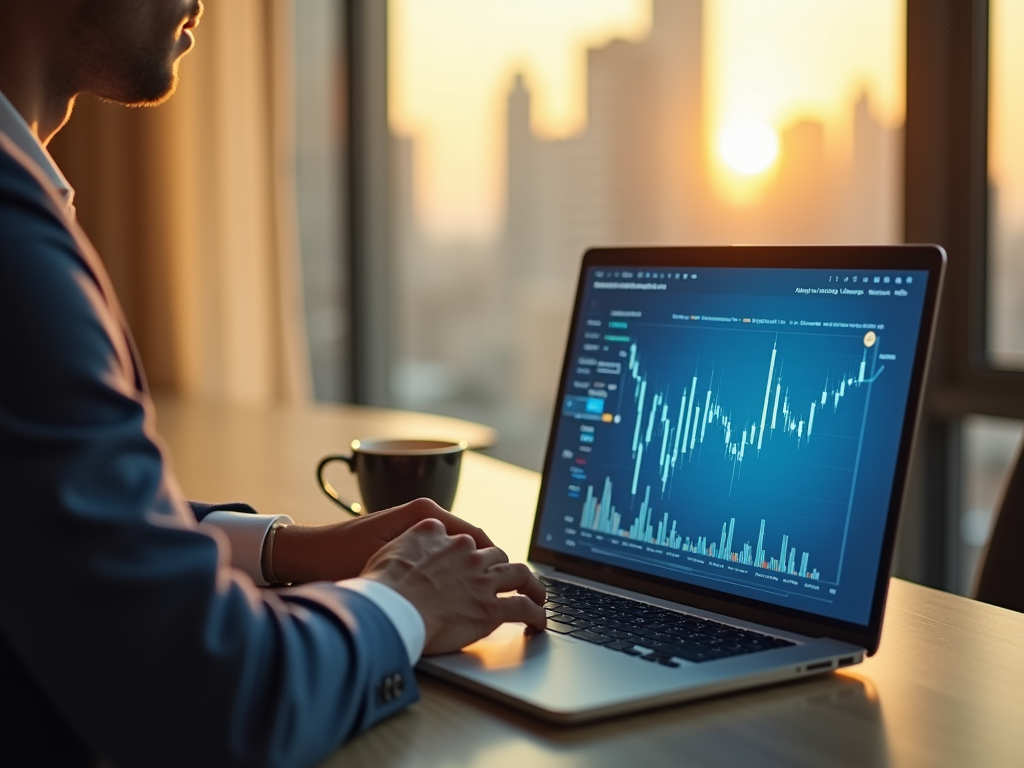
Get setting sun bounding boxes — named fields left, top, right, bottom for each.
left=719, top=121, right=779, bottom=176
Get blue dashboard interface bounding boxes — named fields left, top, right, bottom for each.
left=536, top=265, right=929, bottom=626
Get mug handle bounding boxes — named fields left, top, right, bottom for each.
left=316, top=455, right=364, bottom=516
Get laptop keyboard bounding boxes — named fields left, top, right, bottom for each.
left=540, top=576, right=795, bottom=667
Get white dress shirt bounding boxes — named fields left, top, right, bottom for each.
left=0, top=90, right=75, bottom=214
left=0, top=88, right=425, bottom=663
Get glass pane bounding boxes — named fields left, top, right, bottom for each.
left=988, top=0, right=1024, bottom=369
left=389, top=0, right=906, bottom=469
left=295, top=0, right=349, bottom=401
left=959, top=417, right=1023, bottom=595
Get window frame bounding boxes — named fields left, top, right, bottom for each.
left=345, top=0, right=393, bottom=406
left=900, top=0, right=1024, bottom=592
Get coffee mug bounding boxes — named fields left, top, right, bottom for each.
left=316, top=438, right=468, bottom=515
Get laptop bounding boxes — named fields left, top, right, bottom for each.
left=420, top=245, right=946, bottom=723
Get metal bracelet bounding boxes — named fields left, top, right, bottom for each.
left=261, top=521, right=290, bottom=586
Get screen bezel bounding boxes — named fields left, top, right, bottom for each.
left=527, top=245, right=946, bottom=655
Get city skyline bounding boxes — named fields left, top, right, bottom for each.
left=390, top=0, right=906, bottom=470
left=390, top=0, right=905, bottom=244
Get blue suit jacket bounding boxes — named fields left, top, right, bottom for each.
left=0, top=134, right=418, bottom=767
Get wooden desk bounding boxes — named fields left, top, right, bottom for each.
left=156, top=397, right=1024, bottom=768
left=153, top=394, right=501, bottom=526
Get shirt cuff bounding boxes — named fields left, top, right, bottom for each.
left=337, top=577, right=426, bottom=664
left=199, top=511, right=294, bottom=587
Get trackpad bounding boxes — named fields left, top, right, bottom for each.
left=425, top=624, right=690, bottom=713
left=458, top=623, right=551, bottom=670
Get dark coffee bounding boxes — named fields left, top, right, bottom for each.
left=317, top=439, right=467, bottom=515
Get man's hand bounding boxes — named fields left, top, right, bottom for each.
left=271, top=498, right=493, bottom=584
left=360, top=518, right=547, bottom=655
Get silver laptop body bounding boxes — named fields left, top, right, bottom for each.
left=420, top=245, right=945, bottom=723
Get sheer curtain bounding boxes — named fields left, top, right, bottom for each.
left=49, top=0, right=311, bottom=405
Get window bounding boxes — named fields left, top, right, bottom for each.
left=988, top=0, right=1024, bottom=369
left=386, top=0, right=906, bottom=470
left=899, top=0, right=1024, bottom=595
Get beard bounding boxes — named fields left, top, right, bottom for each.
left=66, top=0, right=202, bottom=106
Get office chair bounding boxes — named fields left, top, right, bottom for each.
left=974, top=442, right=1024, bottom=613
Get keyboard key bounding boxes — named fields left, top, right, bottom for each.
left=570, top=629, right=614, bottom=645
left=646, top=642, right=689, bottom=657
left=595, top=628, right=632, bottom=640
left=593, top=619, right=631, bottom=631
left=605, top=640, right=634, bottom=651
left=556, top=606, right=588, bottom=618
left=548, top=613, right=575, bottom=624
left=546, top=618, right=575, bottom=634
left=631, top=628, right=661, bottom=640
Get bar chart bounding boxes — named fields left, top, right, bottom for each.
left=580, top=476, right=821, bottom=579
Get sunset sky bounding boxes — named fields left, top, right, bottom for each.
left=990, top=0, right=1024, bottom=232
left=389, top=0, right=907, bottom=243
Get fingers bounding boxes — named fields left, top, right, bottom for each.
left=475, top=546, right=510, bottom=570
left=408, top=516, right=447, bottom=537
left=396, top=498, right=496, bottom=549
left=493, top=594, right=547, bottom=630
left=487, top=563, right=546, bottom=606
left=431, top=508, right=494, bottom=549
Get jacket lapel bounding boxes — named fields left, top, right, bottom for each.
left=0, top=134, right=148, bottom=395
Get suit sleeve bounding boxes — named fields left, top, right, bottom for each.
left=0, top=147, right=418, bottom=768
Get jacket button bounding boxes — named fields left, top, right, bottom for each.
left=392, top=673, right=404, bottom=698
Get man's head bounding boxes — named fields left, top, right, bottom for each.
left=0, top=0, right=204, bottom=142
left=64, top=0, right=204, bottom=107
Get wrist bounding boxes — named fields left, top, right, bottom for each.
left=269, top=520, right=378, bottom=584
left=268, top=523, right=308, bottom=585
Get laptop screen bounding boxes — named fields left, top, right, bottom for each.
left=534, top=263, right=930, bottom=627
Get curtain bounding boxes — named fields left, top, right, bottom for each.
left=49, top=0, right=312, bottom=405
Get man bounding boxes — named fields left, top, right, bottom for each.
left=0, top=2, right=545, bottom=766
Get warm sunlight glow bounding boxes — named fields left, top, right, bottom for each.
left=990, top=0, right=1024, bottom=230
left=705, top=0, right=905, bottom=201
left=719, top=121, right=779, bottom=175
